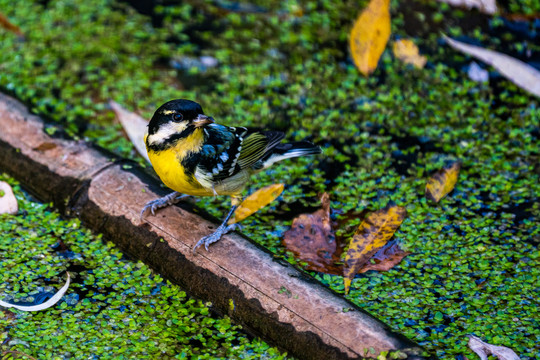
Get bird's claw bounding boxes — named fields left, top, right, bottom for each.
left=140, top=192, right=188, bottom=221
left=140, top=200, right=161, bottom=220
left=193, top=223, right=241, bottom=253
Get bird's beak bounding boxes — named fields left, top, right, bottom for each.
left=193, top=114, right=214, bottom=127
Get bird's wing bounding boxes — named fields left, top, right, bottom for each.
left=237, top=131, right=284, bottom=169
left=193, top=127, right=284, bottom=186
left=193, top=125, right=247, bottom=185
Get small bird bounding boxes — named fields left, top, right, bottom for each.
left=141, top=99, right=321, bottom=251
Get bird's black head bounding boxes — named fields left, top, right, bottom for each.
left=148, top=99, right=206, bottom=135
left=146, top=99, right=214, bottom=149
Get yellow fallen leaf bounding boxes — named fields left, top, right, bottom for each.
left=425, top=162, right=460, bottom=203
left=392, top=39, right=427, bottom=69
left=228, top=184, right=284, bottom=224
left=343, top=204, right=407, bottom=294
left=343, top=278, right=352, bottom=294
left=349, top=0, right=391, bottom=76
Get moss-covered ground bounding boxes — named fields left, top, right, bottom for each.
left=0, top=175, right=285, bottom=359
left=0, top=0, right=539, bottom=359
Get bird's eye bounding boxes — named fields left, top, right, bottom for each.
left=173, top=113, right=183, bottom=121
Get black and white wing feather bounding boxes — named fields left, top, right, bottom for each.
left=185, top=124, right=319, bottom=191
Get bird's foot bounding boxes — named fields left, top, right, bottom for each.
left=193, top=223, right=241, bottom=253
left=140, top=192, right=189, bottom=221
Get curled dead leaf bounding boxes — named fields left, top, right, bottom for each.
left=468, top=335, right=520, bottom=360
left=349, top=0, right=391, bottom=75
left=392, top=39, right=427, bottom=69
left=445, top=36, right=540, bottom=98
left=0, top=181, right=18, bottom=215
left=228, top=183, right=284, bottom=224
left=109, top=101, right=150, bottom=163
left=282, top=193, right=344, bottom=274
left=426, top=162, right=460, bottom=203
left=343, top=203, right=407, bottom=294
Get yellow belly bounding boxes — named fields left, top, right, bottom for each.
left=145, top=131, right=250, bottom=199
left=146, top=131, right=214, bottom=197
left=148, top=147, right=215, bottom=196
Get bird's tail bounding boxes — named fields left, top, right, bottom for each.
left=261, top=141, right=322, bottom=169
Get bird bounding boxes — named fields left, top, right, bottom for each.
left=141, top=99, right=321, bottom=252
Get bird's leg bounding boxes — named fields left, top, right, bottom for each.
left=140, top=191, right=190, bottom=220
left=193, top=200, right=241, bottom=253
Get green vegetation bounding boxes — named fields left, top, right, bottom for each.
left=0, top=175, right=285, bottom=359
left=0, top=0, right=538, bottom=359
left=506, top=0, right=540, bottom=15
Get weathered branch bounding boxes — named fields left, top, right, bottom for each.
left=0, top=93, right=433, bottom=360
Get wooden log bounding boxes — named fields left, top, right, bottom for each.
left=0, top=93, right=434, bottom=360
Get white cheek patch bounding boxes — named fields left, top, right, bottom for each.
left=147, top=122, right=187, bottom=145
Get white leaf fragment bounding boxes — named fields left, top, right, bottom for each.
left=445, top=36, right=540, bottom=98
left=0, top=273, right=71, bottom=312
left=468, top=62, right=489, bottom=82
left=109, top=100, right=151, bottom=163
left=436, top=0, right=498, bottom=15
left=0, top=181, right=18, bottom=215
left=468, top=335, right=520, bottom=360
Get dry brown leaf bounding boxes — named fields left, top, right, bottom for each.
left=282, top=193, right=344, bottom=274
left=426, top=162, right=461, bottom=203
left=349, top=0, right=391, bottom=76
left=228, top=183, right=284, bottom=224
left=283, top=195, right=410, bottom=277
left=109, top=101, right=150, bottom=163
left=392, top=39, right=427, bottom=69
left=445, top=36, right=540, bottom=98
left=343, top=204, right=407, bottom=294
left=0, top=181, right=18, bottom=215
left=468, top=335, right=520, bottom=360
left=34, top=142, right=58, bottom=152
left=359, top=240, right=410, bottom=273
left=0, top=12, right=24, bottom=38
left=436, top=0, right=498, bottom=14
